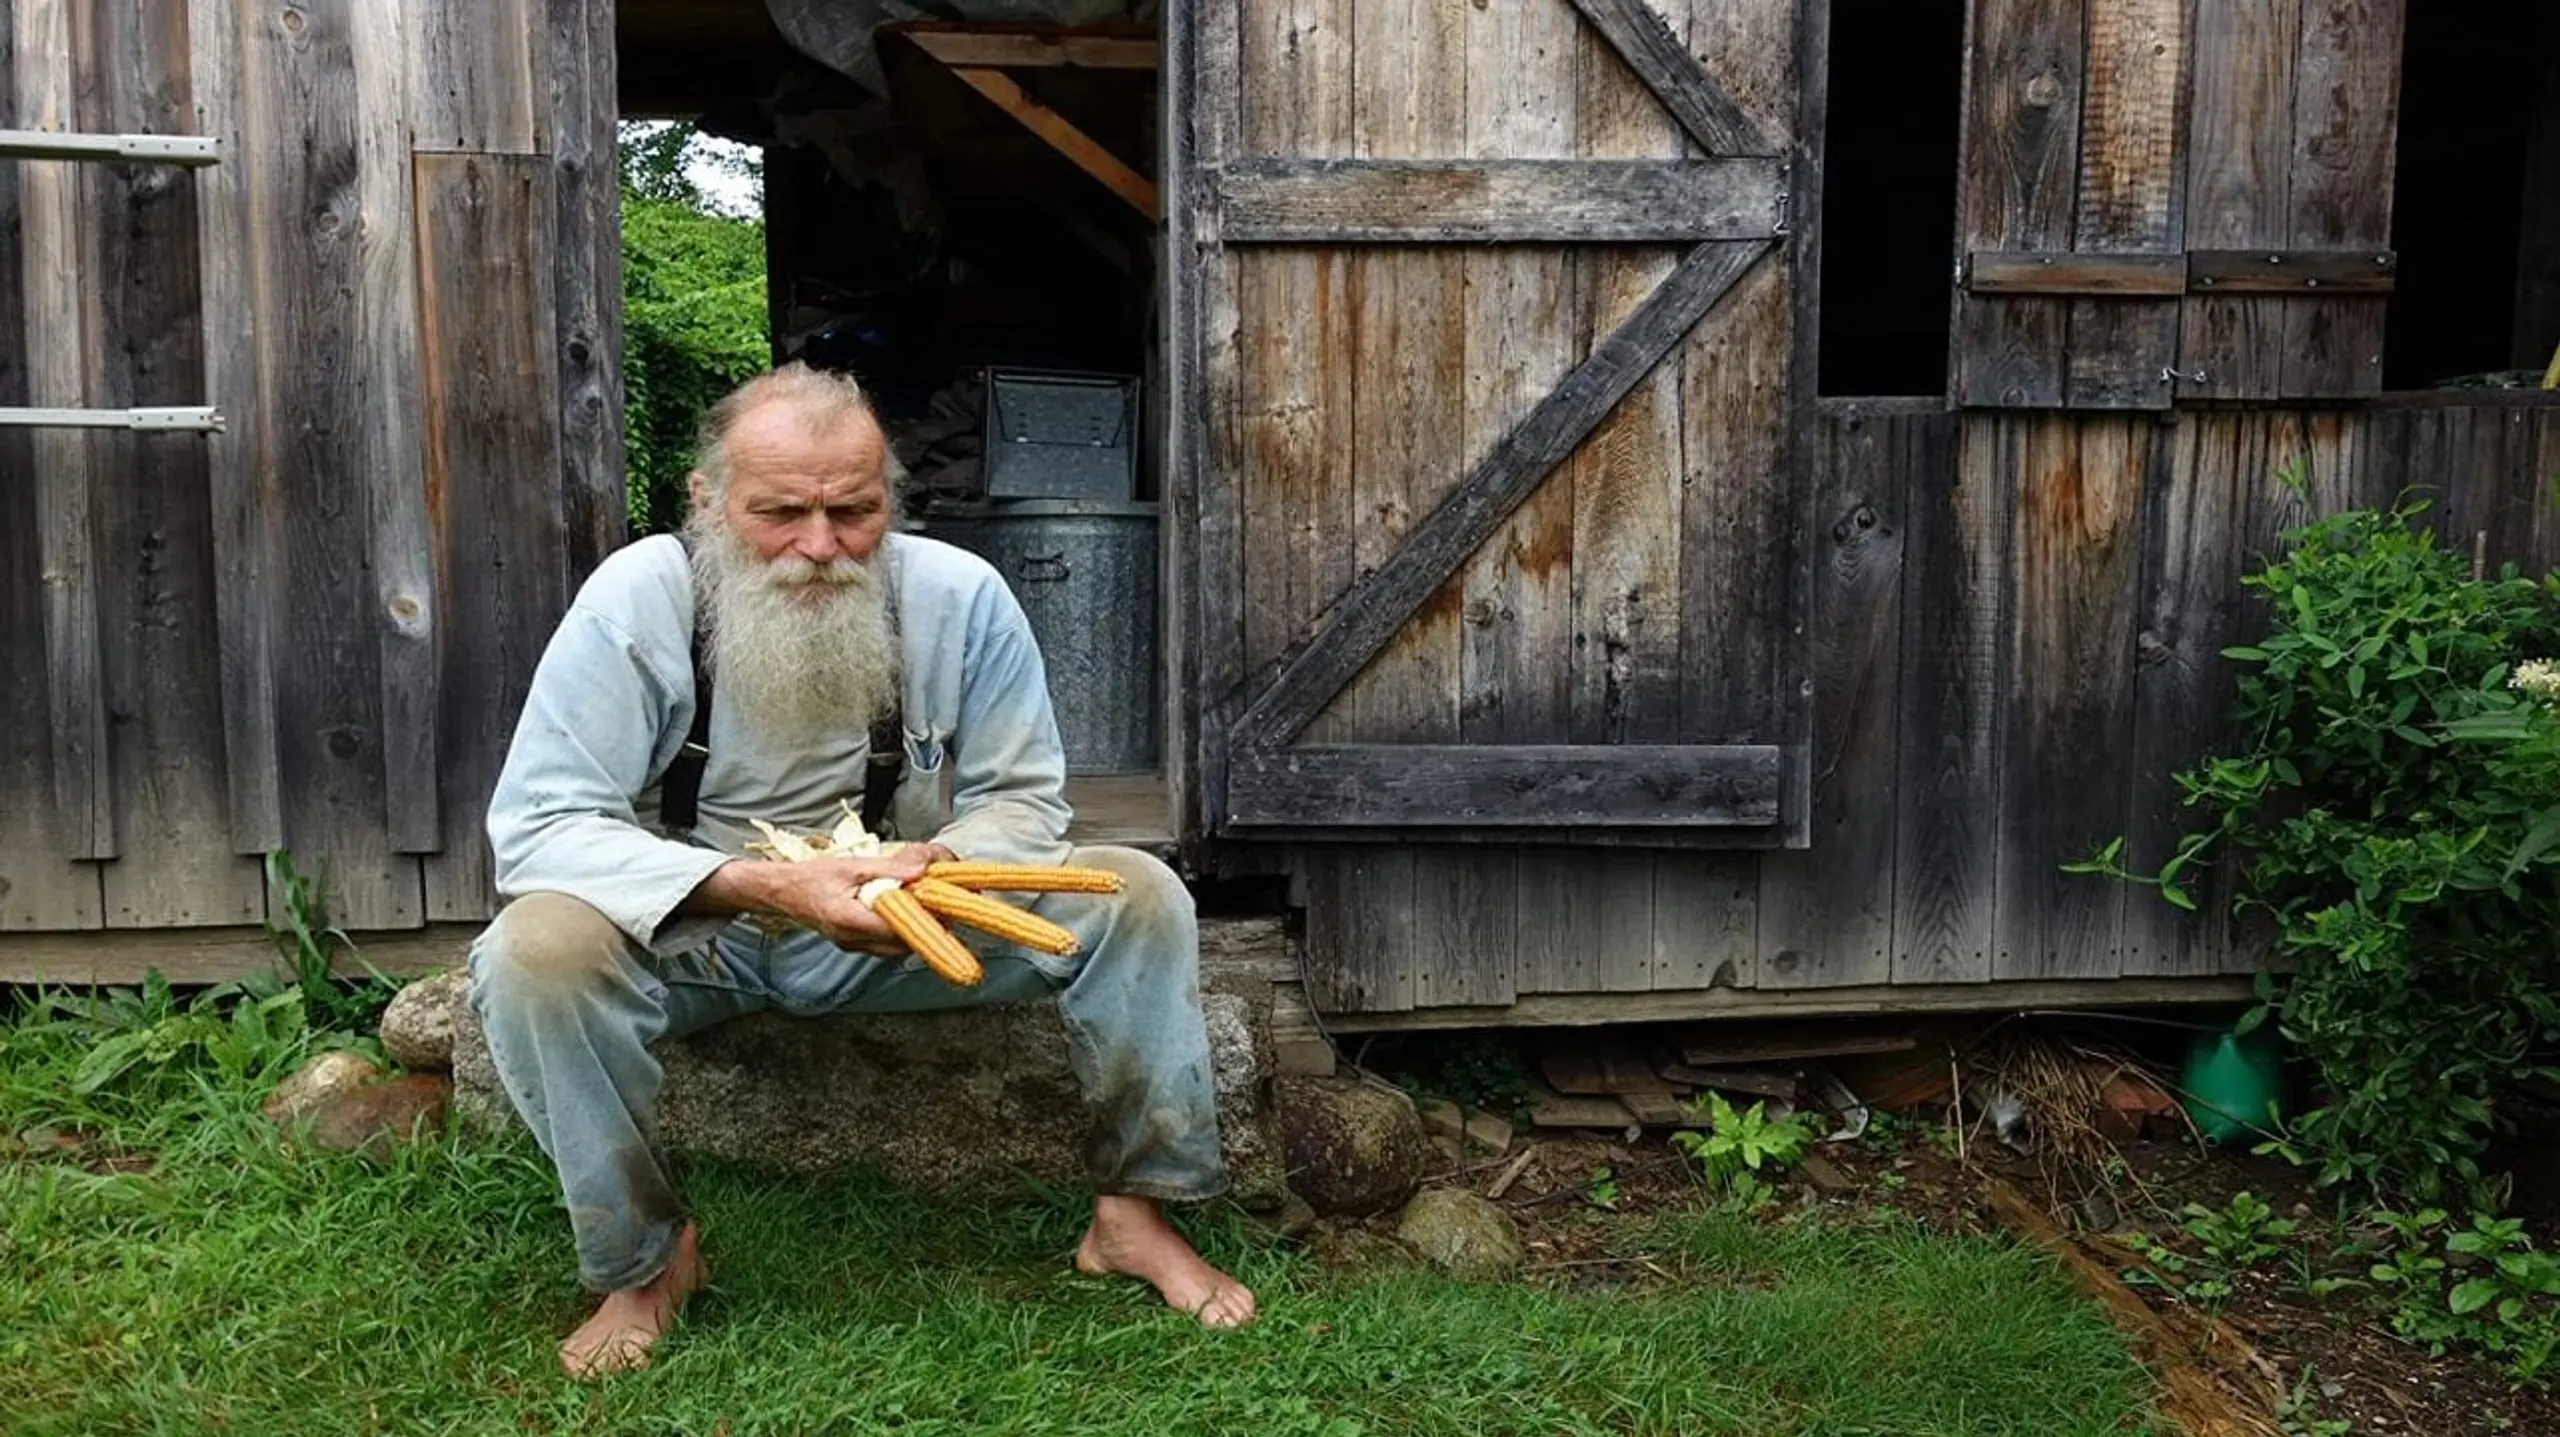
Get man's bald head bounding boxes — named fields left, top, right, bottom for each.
left=689, top=361, right=909, bottom=507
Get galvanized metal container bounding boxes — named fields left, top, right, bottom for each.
left=920, top=499, right=1160, bottom=774
left=981, top=368, right=1141, bottom=501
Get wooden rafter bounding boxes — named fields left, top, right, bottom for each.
left=942, top=67, right=1159, bottom=221
left=892, top=24, right=1162, bottom=222
left=900, top=28, right=1157, bottom=72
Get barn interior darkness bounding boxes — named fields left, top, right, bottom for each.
left=620, top=3, right=1172, bottom=793
left=1814, top=0, right=1964, bottom=398
left=1816, top=0, right=2560, bottom=400
left=2383, top=0, right=2560, bottom=390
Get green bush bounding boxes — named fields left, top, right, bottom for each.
left=2082, top=494, right=2560, bottom=1204
left=618, top=123, right=768, bottom=535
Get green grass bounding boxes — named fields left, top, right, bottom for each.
left=0, top=985, right=2165, bottom=1437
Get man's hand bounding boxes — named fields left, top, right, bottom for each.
left=686, top=842, right=958, bottom=956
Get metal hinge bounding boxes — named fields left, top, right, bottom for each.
left=0, top=129, right=220, bottom=166
left=0, top=406, right=225, bottom=433
left=4, top=129, right=225, bottom=434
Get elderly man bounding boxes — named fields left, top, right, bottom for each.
left=466, top=362, right=1255, bottom=1378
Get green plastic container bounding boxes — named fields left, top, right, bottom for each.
left=2181, top=1021, right=2285, bottom=1142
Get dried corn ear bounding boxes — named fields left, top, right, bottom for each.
left=862, top=881, right=984, bottom=987
left=923, top=862, right=1125, bottom=894
left=909, top=877, right=1080, bottom=956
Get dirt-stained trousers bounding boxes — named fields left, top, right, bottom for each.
left=465, top=844, right=1228, bottom=1292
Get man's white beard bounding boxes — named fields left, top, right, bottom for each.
left=687, top=511, right=901, bottom=746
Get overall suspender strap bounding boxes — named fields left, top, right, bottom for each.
left=660, top=621, right=714, bottom=832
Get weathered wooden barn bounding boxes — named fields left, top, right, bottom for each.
left=3, top=0, right=2556, bottom=1043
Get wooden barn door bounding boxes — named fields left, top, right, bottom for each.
left=1172, top=0, right=1813, bottom=852
left=0, top=0, right=619, bottom=954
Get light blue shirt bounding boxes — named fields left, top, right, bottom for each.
left=483, top=529, right=1074, bottom=957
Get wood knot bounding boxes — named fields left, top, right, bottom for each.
left=279, top=6, right=306, bottom=35
left=1831, top=505, right=1879, bottom=542
left=324, top=727, right=362, bottom=760
left=1463, top=598, right=1497, bottom=629
left=2023, top=72, right=2063, bottom=108
left=2136, top=630, right=2172, bottom=666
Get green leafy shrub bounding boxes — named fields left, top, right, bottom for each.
left=619, top=123, right=768, bottom=535
left=2121, top=1190, right=2299, bottom=1313
left=2351, top=1207, right=2560, bottom=1383
left=2078, top=496, right=2560, bottom=1203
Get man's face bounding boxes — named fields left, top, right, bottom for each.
left=684, top=395, right=904, bottom=739
left=709, top=399, right=895, bottom=573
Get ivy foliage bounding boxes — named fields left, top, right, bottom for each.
left=2081, top=488, right=2560, bottom=1204
left=619, top=122, right=768, bottom=535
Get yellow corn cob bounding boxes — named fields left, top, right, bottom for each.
left=909, top=877, right=1080, bottom=956
left=868, top=886, right=984, bottom=987
left=924, top=861, right=1125, bottom=894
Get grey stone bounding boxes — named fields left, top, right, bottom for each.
left=379, top=968, right=471, bottom=1072
left=1275, top=1075, right=1433, bottom=1217
left=262, top=1050, right=383, bottom=1129
left=1395, top=1187, right=1526, bottom=1278
left=449, top=970, right=1288, bottom=1209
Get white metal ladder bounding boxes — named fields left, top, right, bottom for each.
left=0, top=127, right=224, bottom=433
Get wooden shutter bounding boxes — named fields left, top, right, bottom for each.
left=1173, top=0, right=1812, bottom=844
left=1952, top=0, right=2406, bottom=408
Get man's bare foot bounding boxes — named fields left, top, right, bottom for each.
left=1075, top=1194, right=1258, bottom=1329
left=560, top=1221, right=708, bottom=1378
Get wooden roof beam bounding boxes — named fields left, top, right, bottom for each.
left=896, top=27, right=1158, bottom=72
left=941, top=65, right=1160, bottom=221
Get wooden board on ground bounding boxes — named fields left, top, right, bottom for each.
left=1658, top=1063, right=1802, bottom=1103
left=1619, top=1091, right=1700, bottom=1127
left=1529, top=1090, right=1638, bottom=1130
left=1536, top=1032, right=1681, bottom=1095
left=1677, top=1021, right=1917, bottom=1066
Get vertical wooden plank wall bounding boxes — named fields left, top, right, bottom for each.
left=418, top=154, right=572, bottom=920
left=1304, top=396, right=2560, bottom=1012
left=0, top=0, right=105, bottom=929
left=1664, top=0, right=1796, bottom=990
left=19, top=0, right=116, bottom=869
left=0, top=0, right=613, bottom=941
left=1556, top=0, right=1689, bottom=1000
left=1949, top=0, right=2081, bottom=406
left=81, top=1, right=262, bottom=926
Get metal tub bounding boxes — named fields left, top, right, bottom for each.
left=919, top=499, right=1160, bottom=774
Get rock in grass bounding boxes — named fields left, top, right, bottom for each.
left=1395, top=1188, right=1525, bottom=1278
left=301, top=1073, right=453, bottom=1157
left=262, top=1050, right=382, bottom=1128
left=1276, top=1075, right=1433, bottom=1217
left=379, top=968, right=471, bottom=1073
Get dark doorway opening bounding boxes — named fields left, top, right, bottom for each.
left=2383, top=0, right=2560, bottom=390
left=1815, top=0, right=1965, bottom=399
